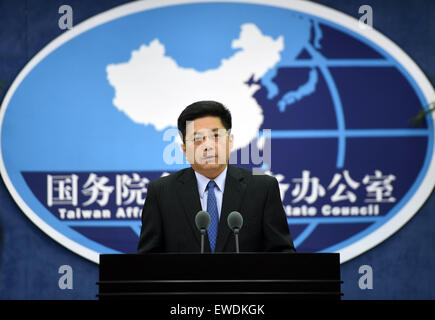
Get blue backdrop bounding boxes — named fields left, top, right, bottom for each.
left=0, top=0, right=434, bottom=299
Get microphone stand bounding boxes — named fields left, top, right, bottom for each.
left=234, top=228, right=240, bottom=253
left=200, top=229, right=206, bottom=254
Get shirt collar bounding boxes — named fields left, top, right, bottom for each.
left=194, top=166, right=228, bottom=199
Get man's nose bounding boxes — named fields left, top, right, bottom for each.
left=203, top=140, right=215, bottom=152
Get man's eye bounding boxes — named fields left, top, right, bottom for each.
left=194, top=136, right=203, bottom=142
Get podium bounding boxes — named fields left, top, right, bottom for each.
left=97, top=253, right=342, bottom=300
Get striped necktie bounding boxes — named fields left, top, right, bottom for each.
left=207, top=180, right=219, bottom=252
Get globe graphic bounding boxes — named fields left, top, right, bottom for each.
left=1, top=1, right=431, bottom=262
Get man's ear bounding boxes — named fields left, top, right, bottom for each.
left=181, top=143, right=186, bottom=156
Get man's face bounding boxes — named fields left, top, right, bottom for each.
left=182, top=116, right=233, bottom=178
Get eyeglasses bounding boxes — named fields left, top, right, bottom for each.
left=185, top=129, right=230, bottom=144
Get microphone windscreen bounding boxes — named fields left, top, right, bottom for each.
left=195, top=210, right=211, bottom=230
left=227, top=211, right=243, bottom=230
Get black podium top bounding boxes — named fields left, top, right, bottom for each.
left=100, top=252, right=340, bottom=281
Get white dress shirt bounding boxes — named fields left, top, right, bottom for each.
left=194, top=166, right=228, bottom=219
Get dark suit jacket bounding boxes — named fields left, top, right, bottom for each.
left=137, top=165, right=295, bottom=253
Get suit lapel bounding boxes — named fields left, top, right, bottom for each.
left=215, top=165, right=248, bottom=252
left=176, top=167, right=208, bottom=250
left=175, top=165, right=248, bottom=253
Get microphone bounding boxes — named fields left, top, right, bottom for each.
left=195, top=210, right=210, bottom=254
left=227, top=211, right=243, bottom=253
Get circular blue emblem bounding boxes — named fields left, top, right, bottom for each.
left=1, top=0, right=434, bottom=263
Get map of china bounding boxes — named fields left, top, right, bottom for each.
left=106, top=23, right=283, bottom=150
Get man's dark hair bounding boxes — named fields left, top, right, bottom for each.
left=177, top=100, right=232, bottom=143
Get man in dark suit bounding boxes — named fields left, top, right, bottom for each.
left=137, top=100, right=295, bottom=253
